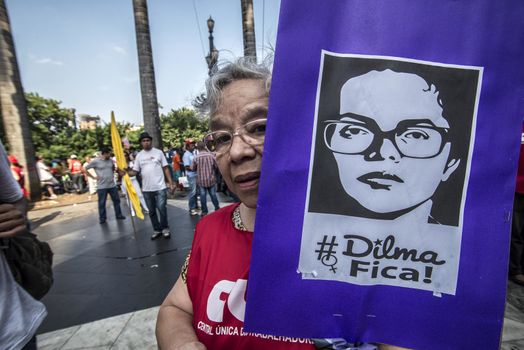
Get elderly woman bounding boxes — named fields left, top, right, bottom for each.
left=156, top=59, right=406, bottom=350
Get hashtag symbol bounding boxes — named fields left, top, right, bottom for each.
left=315, top=235, right=338, bottom=273
left=315, top=235, right=338, bottom=260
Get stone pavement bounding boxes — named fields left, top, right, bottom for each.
left=37, top=307, right=160, bottom=350
left=28, top=195, right=524, bottom=349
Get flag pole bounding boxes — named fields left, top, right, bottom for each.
left=111, top=111, right=144, bottom=245
left=123, top=178, right=138, bottom=240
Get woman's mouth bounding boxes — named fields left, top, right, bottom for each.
left=234, top=172, right=261, bottom=190
left=357, top=171, right=404, bottom=190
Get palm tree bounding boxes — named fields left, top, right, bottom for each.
left=0, top=0, right=40, bottom=200
left=132, top=0, right=163, bottom=149
left=240, top=0, right=257, bottom=60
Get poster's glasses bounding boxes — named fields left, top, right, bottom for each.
left=324, top=119, right=450, bottom=159
left=204, top=118, right=267, bottom=155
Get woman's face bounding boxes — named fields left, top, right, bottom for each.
left=211, top=79, right=268, bottom=209
left=329, top=70, right=460, bottom=214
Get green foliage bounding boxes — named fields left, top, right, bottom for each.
left=24, top=93, right=119, bottom=159
left=21, top=93, right=208, bottom=160
left=160, top=107, right=209, bottom=149
left=26, top=93, right=75, bottom=155
left=49, top=128, right=100, bottom=160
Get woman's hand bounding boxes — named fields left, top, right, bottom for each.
left=0, top=203, right=27, bottom=238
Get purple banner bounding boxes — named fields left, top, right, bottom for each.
left=245, top=1, right=524, bottom=349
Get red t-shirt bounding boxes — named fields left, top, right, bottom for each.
left=69, top=159, right=83, bottom=174
left=172, top=154, right=181, bottom=172
left=186, top=204, right=315, bottom=350
left=10, top=165, right=27, bottom=198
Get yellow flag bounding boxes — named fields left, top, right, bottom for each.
left=111, top=111, right=144, bottom=220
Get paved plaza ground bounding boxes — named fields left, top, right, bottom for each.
left=27, top=193, right=524, bottom=349
left=29, top=192, right=207, bottom=335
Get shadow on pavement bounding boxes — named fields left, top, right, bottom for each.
left=30, top=211, right=62, bottom=230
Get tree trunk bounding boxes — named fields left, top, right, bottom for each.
left=240, top=0, right=257, bottom=60
left=0, top=0, right=40, bottom=201
left=132, top=0, right=162, bottom=149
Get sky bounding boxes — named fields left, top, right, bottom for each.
left=5, top=0, right=282, bottom=125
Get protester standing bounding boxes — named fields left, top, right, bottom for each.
left=191, top=141, right=220, bottom=216
left=69, top=155, right=84, bottom=194
left=84, top=147, right=126, bottom=224
left=155, top=58, right=405, bottom=350
left=0, top=141, right=47, bottom=350
left=171, top=148, right=183, bottom=190
left=183, top=140, right=198, bottom=215
left=127, top=132, right=175, bottom=239
left=156, top=58, right=317, bottom=350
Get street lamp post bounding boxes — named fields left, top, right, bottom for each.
left=205, top=16, right=218, bottom=76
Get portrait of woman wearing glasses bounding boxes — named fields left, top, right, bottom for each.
left=308, top=55, right=480, bottom=227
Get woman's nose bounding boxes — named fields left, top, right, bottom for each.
left=365, top=137, right=401, bottom=162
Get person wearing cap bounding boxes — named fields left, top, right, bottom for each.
left=69, top=154, right=84, bottom=194
left=183, top=139, right=199, bottom=215
left=84, top=147, right=126, bottom=224
left=126, top=132, right=175, bottom=240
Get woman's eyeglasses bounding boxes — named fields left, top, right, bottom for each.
left=204, top=118, right=267, bottom=155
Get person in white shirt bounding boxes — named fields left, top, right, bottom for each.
left=127, top=132, right=175, bottom=240
left=36, top=156, right=58, bottom=199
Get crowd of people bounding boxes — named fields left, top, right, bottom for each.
left=9, top=139, right=216, bottom=200
left=10, top=131, right=226, bottom=241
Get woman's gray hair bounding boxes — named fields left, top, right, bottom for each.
left=195, top=57, right=272, bottom=117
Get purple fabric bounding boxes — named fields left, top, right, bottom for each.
left=244, top=1, right=524, bottom=349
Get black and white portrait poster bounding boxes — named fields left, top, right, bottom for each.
left=299, top=52, right=482, bottom=295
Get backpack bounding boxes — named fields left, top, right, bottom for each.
left=1, top=232, right=54, bottom=300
